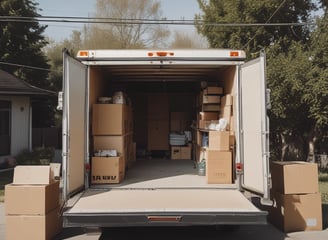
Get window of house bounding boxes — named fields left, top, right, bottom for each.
left=0, top=100, right=11, bottom=156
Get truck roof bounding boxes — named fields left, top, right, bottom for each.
left=76, top=49, right=246, bottom=61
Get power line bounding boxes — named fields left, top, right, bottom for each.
left=242, top=0, right=288, bottom=49
left=0, top=61, right=58, bottom=72
left=0, top=15, right=316, bottom=27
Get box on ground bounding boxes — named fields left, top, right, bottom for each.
left=92, top=104, right=130, bottom=135
left=206, top=150, right=232, bottom=184
left=269, top=191, right=322, bottom=232
left=208, top=131, right=230, bottom=151
left=271, top=161, right=319, bottom=194
left=171, top=145, right=192, bottom=160
left=13, top=165, right=53, bottom=185
left=5, top=180, right=59, bottom=215
left=6, top=207, right=62, bottom=240
left=91, top=157, right=124, bottom=184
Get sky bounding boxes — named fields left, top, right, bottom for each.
left=36, top=0, right=201, bottom=42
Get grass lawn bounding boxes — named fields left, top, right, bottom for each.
left=0, top=169, right=14, bottom=202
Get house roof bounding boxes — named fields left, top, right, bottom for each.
left=0, top=69, right=56, bottom=96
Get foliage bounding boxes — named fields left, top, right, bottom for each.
left=82, top=0, right=170, bottom=49
left=195, top=0, right=315, bottom=57
left=15, top=147, right=55, bottom=165
left=169, top=31, right=209, bottom=48
left=0, top=0, right=50, bottom=88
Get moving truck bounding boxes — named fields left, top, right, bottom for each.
left=59, top=49, right=271, bottom=228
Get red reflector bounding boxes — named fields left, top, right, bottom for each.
left=230, top=51, right=239, bottom=57
left=79, top=51, right=88, bottom=57
left=236, top=163, right=243, bottom=170
left=156, top=51, right=168, bottom=57
left=148, top=52, right=154, bottom=57
left=85, top=163, right=90, bottom=171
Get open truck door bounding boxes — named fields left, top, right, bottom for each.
left=239, top=51, right=271, bottom=205
left=62, top=51, right=88, bottom=201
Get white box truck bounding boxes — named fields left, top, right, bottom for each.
left=59, top=49, right=271, bottom=228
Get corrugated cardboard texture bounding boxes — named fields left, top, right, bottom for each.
left=6, top=207, right=62, bottom=240
left=269, top=192, right=322, bottom=232
left=271, top=161, right=319, bottom=194
left=91, top=157, right=124, bottom=184
left=13, top=165, right=51, bottom=185
left=206, top=150, right=232, bottom=184
left=5, top=181, right=60, bottom=215
left=208, top=131, right=230, bottom=151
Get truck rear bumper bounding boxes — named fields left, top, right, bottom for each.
left=63, top=210, right=267, bottom=228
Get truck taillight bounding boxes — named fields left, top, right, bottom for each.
left=78, top=51, right=89, bottom=57
left=236, top=163, right=243, bottom=174
left=147, top=51, right=174, bottom=57
left=230, top=51, right=239, bottom=57
left=85, top=163, right=90, bottom=172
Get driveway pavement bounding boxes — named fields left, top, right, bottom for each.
left=1, top=202, right=327, bottom=240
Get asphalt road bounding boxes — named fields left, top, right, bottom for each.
left=1, top=203, right=328, bottom=240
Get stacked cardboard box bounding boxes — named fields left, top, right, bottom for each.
left=92, top=103, right=135, bottom=184
left=269, top=161, right=322, bottom=232
left=5, top=166, right=62, bottom=240
left=201, top=86, right=223, bottom=112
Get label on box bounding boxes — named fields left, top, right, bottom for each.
left=306, top=218, right=317, bottom=227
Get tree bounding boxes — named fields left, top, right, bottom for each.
left=83, top=0, right=169, bottom=49
left=169, top=31, right=208, bottom=48
left=195, top=0, right=315, bottom=56
left=0, top=0, right=50, bottom=88
left=0, top=0, right=58, bottom=128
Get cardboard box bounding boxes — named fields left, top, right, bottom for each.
left=201, top=104, right=220, bottom=112
left=148, top=120, right=169, bottom=151
left=269, top=192, right=322, bottom=232
left=93, top=135, right=128, bottom=157
left=271, top=161, right=319, bottom=194
left=208, top=131, right=230, bottom=151
left=220, top=105, right=232, bottom=121
left=6, top=207, right=62, bottom=240
left=5, top=181, right=59, bottom=215
left=92, top=104, right=129, bottom=135
left=206, top=150, right=232, bottom=184
left=171, top=146, right=181, bottom=159
left=203, top=86, right=223, bottom=95
left=202, top=95, right=220, bottom=104
left=13, top=165, right=52, bottom=185
left=180, top=145, right=192, bottom=160
left=199, top=112, right=219, bottom=121
left=91, top=157, right=124, bottom=184
left=221, top=94, right=233, bottom=106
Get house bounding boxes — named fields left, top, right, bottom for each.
left=0, top=69, right=55, bottom=166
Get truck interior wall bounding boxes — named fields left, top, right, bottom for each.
left=88, top=65, right=237, bottom=166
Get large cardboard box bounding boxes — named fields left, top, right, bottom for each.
left=220, top=105, right=232, bottom=121
left=93, top=135, right=129, bottom=157
left=91, top=157, right=124, bottom=184
left=208, top=131, right=230, bottom=151
left=269, top=192, right=322, bottom=232
left=271, top=161, right=319, bottom=194
left=148, top=120, right=169, bottom=151
left=180, top=145, right=192, bottom=160
left=206, top=150, right=232, bottom=184
left=171, top=146, right=181, bottom=160
left=92, top=104, right=129, bottom=135
left=6, top=207, right=62, bottom=240
left=13, top=165, right=53, bottom=185
left=5, top=181, right=59, bottom=215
